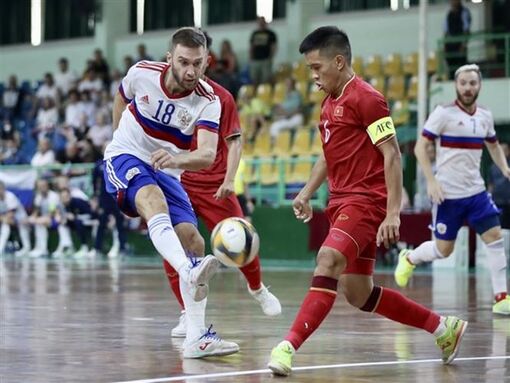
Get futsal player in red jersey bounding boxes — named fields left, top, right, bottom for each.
left=267, top=26, right=468, bottom=376
left=163, top=33, right=281, bottom=339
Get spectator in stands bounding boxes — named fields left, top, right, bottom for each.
left=210, top=59, right=239, bottom=98
left=64, top=89, right=84, bottom=129
left=58, top=141, right=81, bottom=164
left=444, top=0, right=471, bottom=79
left=90, top=49, right=110, bottom=86
left=219, top=39, right=238, bottom=75
left=79, top=90, right=97, bottom=128
left=0, top=138, right=25, bottom=165
left=88, top=111, right=112, bottom=151
left=78, top=138, right=99, bottom=163
left=35, top=97, right=58, bottom=136
left=2, top=75, right=23, bottom=122
left=31, top=137, right=56, bottom=167
left=27, top=178, right=60, bottom=257
left=249, top=16, right=277, bottom=86
left=36, top=73, right=59, bottom=104
left=136, top=43, right=153, bottom=62
left=123, top=55, right=134, bottom=75
left=97, top=89, right=113, bottom=123
left=1, top=119, right=17, bottom=141
left=489, top=142, right=510, bottom=229
left=0, top=181, right=31, bottom=256
left=238, top=91, right=271, bottom=141
left=269, top=78, right=304, bottom=138
left=54, top=57, right=78, bottom=98
left=56, top=188, right=95, bottom=258
left=109, top=69, right=122, bottom=98
left=78, top=69, right=104, bottom=97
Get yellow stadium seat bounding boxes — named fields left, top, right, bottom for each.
left=237, top=84, right=255, bottom=107
left=403, top=52, right=418, bottom=76
left=364, top=55, right=383, bottom=79
left=291, top=128, right=312, bottom=156
left=272, top=81, right=287, bottom=106
left=252, top=131, right=272, bottom=157
left=309, top=103, right=322, bottom=126
left=407, top=76, right=418, bottom=101
left=242, top=139, right=254, bottom=158
left=292, top=60, right=309, bottom=82
left=369, top=76, right=386, bottom=95
left=310, top=130, right=323, bottom=155
left=272, top=131, right=292, bottom=157
left=308, top=83, right=326, bottom=105
left=391, top=100, right=410, bottom=127
left=245, top=161, right=256, bottom=184
left=386, top=75, right=405, bottom=102
left=258, top=161, right=278, bottom=185
left=427, top=51, right=438, bottom=75
left=256, top=83, right=273, bottom=105
left=295, top=80, right=309, bottom=102
left=274, top=62, right=292, bottom=82
left=352, top=56, right=364, bottom=77
left=287, top=160, right=313, bottom=184
left=383, top=53, right=403, bottom=77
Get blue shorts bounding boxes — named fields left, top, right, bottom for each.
left=103, top=154, right=197, bottom=226
left=432, top=191, right=501, bottom=240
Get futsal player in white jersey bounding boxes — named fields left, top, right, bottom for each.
left=0, top=181, right=31, bottom=256
left=103, top=27, right=238, bottom=357
left=395, top=64, right=510, bottom=315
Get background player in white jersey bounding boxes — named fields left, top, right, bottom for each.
left=395, top=64, right=510, bottom=315
left=103, top=27, right=238, bottom=357
left=0, top=181, right=30, bottom=256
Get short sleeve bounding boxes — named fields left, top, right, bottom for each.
left=220, top=95, right=241, bottom=139
left=196, top=97, right=221, bottom=134
left=359, top=92, right=395, bottom=146
left=422, top=106, right=444, bottom=140
left=118, top=65, right=138, bottom=103
left=484, top=110, right=497, bottom=143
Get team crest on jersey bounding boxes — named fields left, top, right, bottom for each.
left=334, top=106, right=344, bottom=117
left=177, top=109, right=193, bottom=127
left=126, top=167, right=141, bottom=181
left=436, top=223, right=447, bottom=235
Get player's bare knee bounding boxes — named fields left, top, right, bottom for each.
left=436, top=241, right=454, bottom=258
left=341, top=278, right=374, bottom=309
left=135, top=185, right=167, bottom=219
left=481, top=227, right=502, bottom=244
left=315, top=247, right=345, bottom=276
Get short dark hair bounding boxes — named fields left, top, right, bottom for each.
left=299, top=26, right=352, bottom=65
left=202, top=30, right=213, bottom=50
left=171, top=27, right=207, bottom=50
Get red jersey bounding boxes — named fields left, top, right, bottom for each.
left=319, top=75, right=396, bottom=206
left=181, top=79, right=241, bottom=188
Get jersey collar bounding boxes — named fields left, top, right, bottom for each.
left=160, top=64, right=194, bottom=99
left=334, top=74, right=356, bottom=101
left=455, top=99, right=477, bottom=116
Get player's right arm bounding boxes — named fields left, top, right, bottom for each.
left=293, top=153, right=327, bottom=223
left=414, top=106, right=444, bottom=204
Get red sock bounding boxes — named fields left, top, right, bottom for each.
left=361, top=286, right=440, bottom=333
left=285, top=276, right=337, bottom=350
left=495, top=292, right=507, bottom=302
left=239, top=255, right=262, bottom=290
left=163, top=260, right=184, bottom=310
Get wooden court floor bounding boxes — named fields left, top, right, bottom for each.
left=1, top=257, right=509, bottom=383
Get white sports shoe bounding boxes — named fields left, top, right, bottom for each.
left=248, top=283, right=282, bottom=316
left=171, top=310, right=186, bottom=338
left=187, top=255, right=220, bottom=302
left=182, top=325, right=239, bottom=359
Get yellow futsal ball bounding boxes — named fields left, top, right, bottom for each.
left=210, top=217, right=260, bottom=268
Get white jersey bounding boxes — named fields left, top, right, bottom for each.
left=0, top=191, right=27, bottom=220
left=422, top=101, right=497, bottom=199
left=104, top=61, right=221, bottom=179
left=33, top=190, right=60, bottom=216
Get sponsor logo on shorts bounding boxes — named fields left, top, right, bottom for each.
left=126, top=167, right=140, bottom=181
left=436, top=223, right=447, bottom=235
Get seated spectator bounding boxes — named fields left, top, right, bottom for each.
left=90, top=49, right=110, bottom=86
left=54, top=57, right=78, bottom=98
left=78, top=69, right=104, bottom=97
left=219, top=39, right=239, bottom=75
left=56, top=188, right=95, bottom=258
left=53, top=175, right=89, bottom=201
left=1, top=119, right=17, bottom=141
left=36, top=73, right=59, bottom=103
left=64, top=89, right=84, bottom=129
left=109, top=69, right=122, bottom=98
left=2, top=75, right=23, bottom=122
left=79, top=90, right=97, bottom=128
left=58, top=141, right=82, bottom=164
left=210, top=59, right=239, bottom=98
left=31, top=137, right=56, bottom=167
left=269, top=78, right=304, bottom=138
left=136, top=43, right=153, bottom=62
left=1, top=138, right=25, bottom=165
left=88, top=111, right=112, bottom=150
left=0, top=181, right=31, bottom=256
left=97, top=89, right=113, bottom=122
left=238, top=93, right=271, bottom=141
left=27, top=179, right=60, bottom=257
left=35, top=97, right=58, bottom=136
left=123, top=55, right=134, bottom=75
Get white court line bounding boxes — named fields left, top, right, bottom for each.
left=112, top=355, right=510, bottom=383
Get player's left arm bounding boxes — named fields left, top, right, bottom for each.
left=151, top=129, right=218, bottom=171
left=485, top=141, right=510, bottom=180
left=214, top=134, right=242, bottom=200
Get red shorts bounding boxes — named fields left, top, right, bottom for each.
left=322, top=199, right=386, bottom=275
left=185, top=186, right=244, bottom=232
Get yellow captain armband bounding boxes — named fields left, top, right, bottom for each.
left=366, top=116, right=396, bottom=145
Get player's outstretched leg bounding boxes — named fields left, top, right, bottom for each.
left=241, top=255, right=282, bottom=316
left=182, top=324, right=240, bottom=359
left=483, top=237, right=510, bottom=315
left=435, top=316, right=468, bottom=364
left=394, top=241, right=446, bottom=287
left=394, top=248, right=415, bottom=287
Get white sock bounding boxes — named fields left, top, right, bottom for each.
left=485, top=239, right=508, bottom=296
left=433, top=316, right=447, bottom=337
left=147, top=213, right=189, bottom=273
left=180, top=275, right=206, bottom=341
left=0, top=223, right=11, bottom=254
left=34, top=225, right=48, bottom=252
left=18, top=224, right=31, bottom=250
left=408, top=241, right=444, bottom=265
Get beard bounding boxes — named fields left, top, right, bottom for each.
left=171, top=65, right=197, bottom=92
left=456, top=89, right=479, bottom=108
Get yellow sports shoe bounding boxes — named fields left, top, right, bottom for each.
left=493, top=296, right=510, bottom=315
left=394, top=249, right=415, bottom=287
left=435, top=316, right=468, bottom=365
left=268, top=340, right=295, bottom=376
